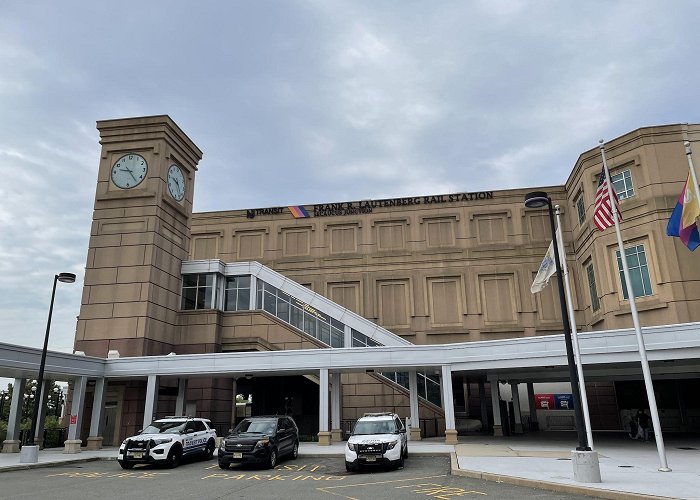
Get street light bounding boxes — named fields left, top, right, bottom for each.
left=524, top=192, right=589, bottom=452
left=26, top=273, right=76, bottom=450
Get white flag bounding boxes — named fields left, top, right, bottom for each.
left=531, top=241, right=556, bottom=293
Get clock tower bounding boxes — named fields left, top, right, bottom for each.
left=75, top=115, right=203, bottom=357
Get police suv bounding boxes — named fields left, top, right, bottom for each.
left=118, top=416, right=217, bottom=469
left=345, top=412, right=408, bottom=471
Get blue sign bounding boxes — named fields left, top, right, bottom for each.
left=554, top=394, right=574, bottom=410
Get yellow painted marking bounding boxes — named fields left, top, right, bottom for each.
left=46, top=471, right=169, bottom=480
left=278, top=463, right=325, bottom=471
left=202, top=472, right=345, bottom=481
left=396, top=482, right=487, bottom=499
left=317, top=474, right=448, bottom=499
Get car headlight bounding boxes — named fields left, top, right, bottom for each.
left=387, top=440, right=398, bottom=450
left=347, top=442, right=356, bottom=452
left=219, top=440, right=226, bottom=449
left=153, top=438, right=172, bottom=445
left=254, top=438, right=270, bottom=449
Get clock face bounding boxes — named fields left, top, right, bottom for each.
left=111, top=154, right=148, bottom=189
left=167, top=164, right=186, bottom=201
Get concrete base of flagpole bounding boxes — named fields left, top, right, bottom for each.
left=19, top=445, right=39, bottom=463
left=571, top=450, right=601, bottom=483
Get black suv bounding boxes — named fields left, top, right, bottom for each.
left=218, top=416, right=299, bottom=469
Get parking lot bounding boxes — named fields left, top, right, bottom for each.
left=0, top=455, right=590, bottom=499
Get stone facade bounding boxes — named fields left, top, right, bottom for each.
left=74, top=118, right=700, bottom=444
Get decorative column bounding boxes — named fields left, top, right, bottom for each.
left=143, top=375, right=159, bottom=429
left=64, top=377, right=87, bottom=453
left=408, top=370, right=422, bottom=441
left=489, top=376, right=503, bottom=436
left=527, top=382, right=539, bottom=430
left=317, top=368, right=330, bottom=445
left=330, top=372, right=343, bottom=442
left=176, top=378, right=188, bottom=417
left=87, top=378, right=108, bottom=450
left=34, top=380, right=51, bottom=449
left=462, top=375, right=470, bottom=416
left=2, top=378, right=26, bottom=453
left=441, top=365, right=457, bottom=445
left=510, top=382, right=523, bottom=434
left=478, top=380, right=489, bottom=432
left=229, top=378, right=237, bottom=429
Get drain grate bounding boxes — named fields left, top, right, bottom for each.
left=556, top=458, right=571, bottom=461
left=618, top=465, right=634, bottom=468
left=677, top=447, right=698, bottom=450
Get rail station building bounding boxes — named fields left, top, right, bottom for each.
left=2, top=116, right=699, bottom=452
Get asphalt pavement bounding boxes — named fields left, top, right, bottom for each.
left=0, top=432, right=699, bottom=499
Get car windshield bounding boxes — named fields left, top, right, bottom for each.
left=352, top=420, right=395, bottom=435
left=141, top=421, right=187, bottom=434
left=233, top=419, right=276, bottom=434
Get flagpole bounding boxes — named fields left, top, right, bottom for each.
left=555, top=205, right=594, bottom=450
left=685, top=141, right=700, bottom=207
left=599, top=140, right=670, bottom=472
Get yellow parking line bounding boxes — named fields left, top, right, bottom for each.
left=317, top=474, right=448, bottom=499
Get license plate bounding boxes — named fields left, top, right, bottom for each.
left=132, top=452, right=143, bottom=459
left=233, top=452, right=243, bottom=459
left=365, top=456, right=377, bottom=462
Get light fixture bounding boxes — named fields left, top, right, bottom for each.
left=523, top=191, right=549, bottom=209
left=23, top=272, right=76, bottom=462
left=523, top=192, right=589, bottom=452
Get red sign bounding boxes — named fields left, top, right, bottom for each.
left=70, top=414, right=77, bottom=425
left=535, top=394, right=555, bottom=410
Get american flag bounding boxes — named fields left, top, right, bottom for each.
left=593, top=166, right=622, bottom=231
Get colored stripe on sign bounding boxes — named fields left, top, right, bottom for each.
left=288, top=206, right=310, bottom=218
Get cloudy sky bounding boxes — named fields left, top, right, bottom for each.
left=1, top=1, right=698, bottom=369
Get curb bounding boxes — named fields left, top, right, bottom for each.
left=0, top=456, right=117, bottom=473
left=449, top=453, right=673, bottom=500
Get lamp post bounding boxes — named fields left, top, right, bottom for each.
left=524, top=192, right=589, bottom=451
left=21, top=272, right=75, bottom=462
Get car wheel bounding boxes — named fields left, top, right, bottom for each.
left=403, top=444, right=408, bottom=459
left=345, top=461, right=356, bottom=472
left=267, top=448, right=278, bottom=469
left=166, top=445, right=182, bottom=468
left=291, top=441, right=299, bottom=460
left=218, top=462, right=230, bottom=470
left=204, top=439, right=215, bottom=460
left=118, top=460, right=134, bottom=470
left=397, top=455, right=404, bottom=469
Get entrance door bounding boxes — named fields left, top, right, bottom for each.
left=102, top=402, right=118, bottom=446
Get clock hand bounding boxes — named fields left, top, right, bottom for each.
left=123, top=167, right=138, bottom=183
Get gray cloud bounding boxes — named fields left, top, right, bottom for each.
left=1, top=0, right=699, bottom=379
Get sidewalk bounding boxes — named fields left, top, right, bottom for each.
left=452, top=433, right=700, bottom=500
left=1, top=433, right=698, bottom=499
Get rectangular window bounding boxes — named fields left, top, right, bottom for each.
left=181, top=274, right=216, bottom=310
left=351, top=329, right=381, bottom=347
left=616, top=245, right=653, bottom=299
left=254, top=279, right=345, bottom=347
left=585, top=263, right=600, bottom=312
left=575, top=192, right=586, bottom=226
left=611, top=169, right=635, bottom=200
left=224, top=275, right=251, bottom=312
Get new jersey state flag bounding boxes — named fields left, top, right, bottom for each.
left=531, top=241, right=557, bottom=293
left=667, top=173, right=700, bottom=251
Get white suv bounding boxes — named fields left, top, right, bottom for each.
left=345, top=412, right=408, bottom=471
left=118, top=416, right=217, bottom=469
